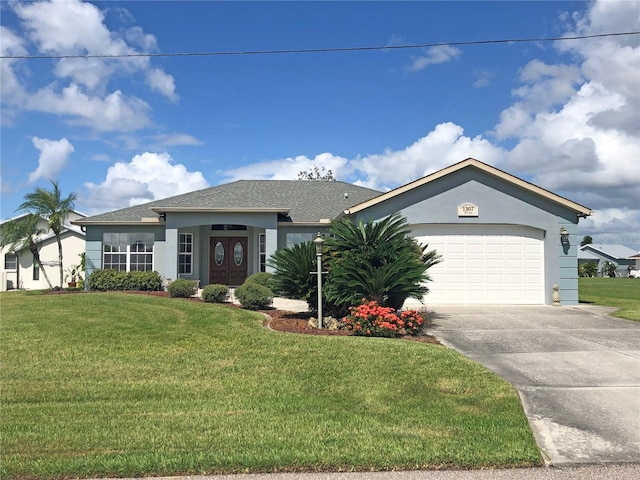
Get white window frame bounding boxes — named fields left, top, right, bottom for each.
left=4, top=253, right=17, bottom=270
left=102, top=233, right=154, bottom=272
left=259, top=233, right=266, bottom=273
left=178, top=233, right=193, bottom=275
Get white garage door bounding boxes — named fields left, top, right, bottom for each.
left=411, top=224, right=544, bottom=305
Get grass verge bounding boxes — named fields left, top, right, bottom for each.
left=1, top=291, right=541, bottom=479
left=579, top=277, right=640, bottom=321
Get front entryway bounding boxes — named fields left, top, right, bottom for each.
left=209, top=237, right=248, bottom=285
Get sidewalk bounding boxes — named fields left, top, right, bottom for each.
left=95, top=464, right=640, bottom=480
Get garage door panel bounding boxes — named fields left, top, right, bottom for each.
left=413, top=225, right=544, bottom=305
left=467, top=258, right=484, bottom=269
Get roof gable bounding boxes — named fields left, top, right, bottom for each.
left=345, top=158, right=592, bottom=217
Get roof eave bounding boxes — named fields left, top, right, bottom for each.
left=151, top=207, right=289, bottom=214
left=72, top=219, right=163, bottom=226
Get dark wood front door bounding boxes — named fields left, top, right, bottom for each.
left=209, top=237, right=248, bottom=285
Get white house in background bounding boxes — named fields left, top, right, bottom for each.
left=579, top=244, right=638, bottom=277
left=1, top=211, right=86, bottom=291
left=628, top=251, right=640, bottom=275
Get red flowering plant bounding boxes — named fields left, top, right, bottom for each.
left=341, top=299, right=427, bottom=338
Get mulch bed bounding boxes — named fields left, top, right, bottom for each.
left=46, top=289, right=440, bottom=344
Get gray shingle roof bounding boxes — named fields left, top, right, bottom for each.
left=580, top=244, right=637, bottom=261
left=76, top=180, right=382, bottom=224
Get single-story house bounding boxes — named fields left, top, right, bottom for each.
left=1, top=210, right=86, bottom=291
left=73, top=158, right=592, bottom=305
left=629, top=252, right=640, bottom=270
left=579, top=244, right=638, bottom=277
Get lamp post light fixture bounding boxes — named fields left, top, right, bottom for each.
left=313, top=232, right=325, bottom=329
left=560, top=226, right=570, bottom=246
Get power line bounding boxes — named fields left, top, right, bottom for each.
left=2, top=31, right=639, bottom=60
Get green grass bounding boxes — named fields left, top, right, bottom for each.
left=1, top=291, right=541, bottom=479
left=579, top=277, right=640, bottom=321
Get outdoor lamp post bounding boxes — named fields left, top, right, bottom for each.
left=313, top=233, right=325, bottom=329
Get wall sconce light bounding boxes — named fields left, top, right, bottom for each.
left=560, top=227, right=569, bottom=246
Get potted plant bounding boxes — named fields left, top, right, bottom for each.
left=65, top=264, right=83, bottom=288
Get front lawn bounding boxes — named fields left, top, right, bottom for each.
left=1, top=291, right=541, bottom=479
left=579, top=277, right=640, bottom=321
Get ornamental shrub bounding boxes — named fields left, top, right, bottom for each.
left=168, top=278, right=197, bottom=298
left=202, top=284, right=229, bottom=303
left=235, top=282, right=272, bottom=310
left=88, top=269, right=126, bottom=291
left=88, top=269, right=162, bottom=291
left=341, top=300, right=427, bottom=338
left=128, top=271, right=163, bottom=291
left=578, top=262, right=598, bottom=278
left=245, top=272, right=273, bottom=289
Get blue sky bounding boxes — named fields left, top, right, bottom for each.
left=1, top=1, right=639, bottom=248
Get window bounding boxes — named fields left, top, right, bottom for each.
left=33, top=261, right=39, bottom=280
left=285, top=232, right=315, bottom=248
left=259, top=233, right=266, bottom=272
left=178, top=233, right=193, bottom=275
left=211, top=224, right=247, bottom=231
left=103, top=233, right=154, bottom=271
left=4, top=253, right=17, bottom=270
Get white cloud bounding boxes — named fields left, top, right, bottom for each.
left=4, top=0, right=178, bottom=131
left=472, top=68, right=495, bottom=88
left=28, top=137, right=74, bottom=183
left=146, top=68, right=179, bottom=102
left=153, top=133, right=203, bottom=147
left=223, top=153, right=350, bottom=182
left=82, top=152, right=209, bottom=214
left=26, top=84, right=151, bottom=132
left=494, top=0, right=640, bottom=237
left=352, top=122, right=506, bottom=190
left=409, top=45, right=461, bottom=71
left=578, top=208, right=640, bottom=248
left=0, top=26, right=28, bottom=117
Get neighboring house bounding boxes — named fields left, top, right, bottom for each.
left=73, top=158, right=592, bottom=305
left=629, top=252, right=640, bottom=271
left=579, top=244, right=638, bottom=277
left=1, top=211, right=86, bottom=291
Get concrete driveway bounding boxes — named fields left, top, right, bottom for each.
left=429, top=305, right=640, bottom=466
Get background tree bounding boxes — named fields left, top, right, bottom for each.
left=296, top=166, right=335, bottom=181
left=581, top=235, right=593, bottom=247
left=0, top=214, right=54, bottom=289
left=19, top=181, right=77, bottom=288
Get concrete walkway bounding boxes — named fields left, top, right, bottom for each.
left=428, top=305, right=640, bottom=465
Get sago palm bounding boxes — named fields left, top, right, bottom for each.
left=19, top=181, right=77, bottom=288
left=325, top=212, right=441, bottom=311
left=267, top=241, right=318, bottom=309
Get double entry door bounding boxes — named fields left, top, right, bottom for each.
left=209, top=237, right=248, bottom=285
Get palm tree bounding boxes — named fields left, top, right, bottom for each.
left=19, top=181, right=77, bottom=288
left=324, top=213, right=442, bottom=312
left=0, top=214, right=54, bottom=289
left=268, top=241, right=319, bottom=307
